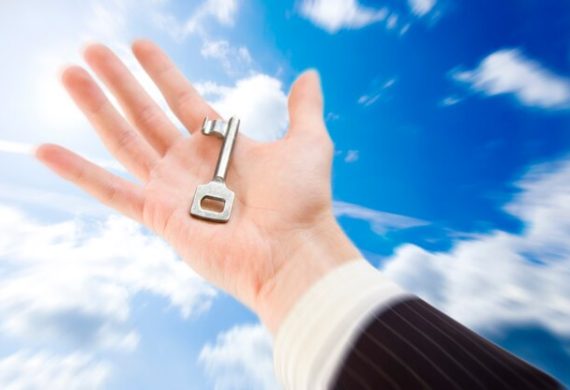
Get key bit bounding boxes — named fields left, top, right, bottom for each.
left=190, top=117, right=240, bottom=223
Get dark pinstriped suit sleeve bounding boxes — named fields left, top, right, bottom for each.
left=330, top=297, right=563, bottom=390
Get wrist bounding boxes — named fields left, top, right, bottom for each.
left=255, top=214, right=361, bottom=335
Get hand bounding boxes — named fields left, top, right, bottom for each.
left=36, top=40, right=361, bottom=334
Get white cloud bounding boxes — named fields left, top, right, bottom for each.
left=201, top=39, right=246, bottom=61
left=333, top=200, right=427, bottom=234
left=383, top=78, right=396, bottom=88
left=408, top=0, right=436, bottom=16
left=85, top=0, right=129, bottom=41
left=0, top=140, right=35, bottom=155
left=453, top=49, right=570, bottom=110
left=440, top=95, right=462, bottom=106
left=33, top=54, right=87, bottom=132
left=299, top=0, right=440, bottom=33
left=344, top=150, right=359, bottom=163
left=383, top=157, right=570, bottom=337
left=357, top=93, right=381, bottom=107
left=0, top=139, right=126, bottom=173
left=0, top=352, right=110, bottom=390
left=0, top=183, right=110, bottom=219
left=386, top=14, right=399, bottom=30
left=184, top=0, right=239, bottom=35
left=325, top=112, right=340, bottom=121
left=199, top=323, right=279, bottom=390
left=201, top=39, right=253, bottom=75
left=197, top=74, right=288, bottom=141
left=0, top=205, right=216, bottom=352
left=357, top=78, right=396, bottom=107
left=153, top=0, right=239, bottom=39
left=399, top=23, right=411, bottom=36
left=299, top=0, right=388, bottom=33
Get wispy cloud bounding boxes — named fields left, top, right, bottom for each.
left=452, top=49, right=570, bottom=110
left=201, top=39, right=253, bottom=76
left=325, top=112, right=340, bottom=121
left=154, top=0, right=239, bottom=40
left=151, top=0, right=249, bottom=84
left=0, top=352, right=111, bottom=390
left=383, top=157, right=570, bottom=337
left=344, top=150, right=359, bottom=163
left=199, top=323, right=278, bottom=390
left=357, top=93, right=382, bottom=107
left=440, top=95, right=462, bottom=107
left=333, top=200, right=427, bottom=234
left=386, top=14, right=399, bottom=30
left=357, top=77, right=396, bottom=107
left=184, top=0, right=238, bottom=34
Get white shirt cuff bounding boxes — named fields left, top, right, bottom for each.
left=273, top=258, right=410, bottom=390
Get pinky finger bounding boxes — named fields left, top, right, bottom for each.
left=35, top=144, right=145, bottom=223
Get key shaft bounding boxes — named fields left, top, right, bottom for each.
left=209, top=117, right=239, bottom=181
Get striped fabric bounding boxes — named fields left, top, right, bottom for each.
left=273, top=259, right=410, bottom=390
left=331, top=297, right=563, bottom=390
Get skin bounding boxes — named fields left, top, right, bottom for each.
left=35, top=40, right=361, bottom=335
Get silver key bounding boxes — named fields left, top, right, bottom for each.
left=190, top=117, right=240, bottom=222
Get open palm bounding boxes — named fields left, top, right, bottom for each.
left=36, top=41, right=337, bottom=311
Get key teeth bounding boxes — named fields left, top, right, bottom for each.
left=202, top=118, right=227, bottom=138
left=201, top=118, right=214, bottom=135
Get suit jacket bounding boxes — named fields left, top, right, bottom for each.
left=273, top=259, right=563, bottom=390
left=330, top=296, right=562, bottom=389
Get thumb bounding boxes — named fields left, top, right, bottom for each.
left=286, top=69, right=326, bottom=139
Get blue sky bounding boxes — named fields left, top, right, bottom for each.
left=0, top=0, right=569, bottom=388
